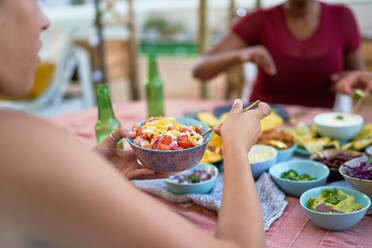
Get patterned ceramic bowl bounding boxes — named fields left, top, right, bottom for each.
left=127, top=117, right=213, bottom=173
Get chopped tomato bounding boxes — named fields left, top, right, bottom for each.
left=142, top=133, right=153, bottom=141
left=142, top=144, right=152, bottom=149
left=177, top=139, right=195, bottom=149
left=170, top=145, right=179, bottom=150
left=160, top=136, right=172, bottom=145
left=179, top=127, right=189, bottom=133
left=177, top=135, right=188, bottom=142
left=158, top=144, right=172, bottom=150
left=194, top=127, right=202, bottom=134
left=167, top=126, right=174, bottom=131
left=133, top=125, right=143, bottom=136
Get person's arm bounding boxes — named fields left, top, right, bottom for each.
left=0, top=105, right=269, bottom=248
left=331, top=6, right=365, bottom=94
left=344, top=47, right=364, bottom=71
left=192, top=32, right=276, bottom=80
left=333, top=70, right=372, bottom=95
left=215, top=100, right=269, bottom=248
left=93, top=128, right=171, bottom=180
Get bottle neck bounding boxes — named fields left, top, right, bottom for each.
left=148, top=53, right=159, bottom=81
left=96, top=85, right=116, bottom=120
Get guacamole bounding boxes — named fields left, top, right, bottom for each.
left=307, top=189, right=364, bottom=213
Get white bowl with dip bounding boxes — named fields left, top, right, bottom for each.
left=313, top=112, right=363, bottom=141
left=249, top=144, right=278, bottom=179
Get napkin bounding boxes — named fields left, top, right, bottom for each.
left=133, top=172, right=287, bottom=231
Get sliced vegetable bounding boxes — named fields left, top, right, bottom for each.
left=353, top=89, right=365, bottom=100
left=345, top=157, right=372, bottom=180
left=280, top=169, right=316, bottom=181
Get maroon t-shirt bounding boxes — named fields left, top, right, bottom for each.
left=232, top=3, right=361, bottom=107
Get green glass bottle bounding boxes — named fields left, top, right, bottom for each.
left=146, top=53, right=164, bottom=118
left=95, top=84, right=121, bottom=144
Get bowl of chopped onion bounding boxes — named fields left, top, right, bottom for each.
left=127, top=117, right=212, bottom=173
left=165, top=163, right=219, bottom=194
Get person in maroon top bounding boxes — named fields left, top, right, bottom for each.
left=193, top=0, right=364, bottom=108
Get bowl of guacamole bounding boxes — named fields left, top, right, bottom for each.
left=300, top=186, right=371, bottom=231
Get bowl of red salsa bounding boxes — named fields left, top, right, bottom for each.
left=127, top=117, right=212, bottom=173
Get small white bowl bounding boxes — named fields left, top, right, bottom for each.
left=313, top=112, right=363, bottom=141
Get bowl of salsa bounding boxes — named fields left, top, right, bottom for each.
left=127, top=117, right=212, bottom=173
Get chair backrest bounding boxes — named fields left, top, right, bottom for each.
left=94, top=0, right=140, bottom=100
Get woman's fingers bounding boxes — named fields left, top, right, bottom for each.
left=260, top=51, right=277, bottom=76
left=117, top=128, right=136, bottom=139
left=213, top=124, right=222, bottom=136
left=331, top=71, right=349, bottom=83
left=230, top=99, right=243, bottom=114
left=127, top=168, right=171, bottom=180
left=252, top=102, right=271, bottom=120
left=335, top=72, right=372, bottom=95
left=250, top=47, right=276, bottom=76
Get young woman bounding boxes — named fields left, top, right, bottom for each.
left=0, top=1, right=271, bottom=247
left=193, top=0, right=364, bottom=108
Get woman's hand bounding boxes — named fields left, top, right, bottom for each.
left=214, top=99, right=271, bottom=152
left=94, top=128, right=170, bottom=180
left=240, top=45, right=277, bottom=76
left=332, top=71, right=372, bottom=95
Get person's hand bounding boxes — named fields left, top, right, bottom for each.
left=239, top=45, right=277, bottom=76
left=214, top=99, right=271, bottom=152
left=332, top=71, right=372, bottom=96
left=93, top=128, right=170, bottom=180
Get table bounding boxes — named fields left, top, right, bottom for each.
left=50, top=100, right=372, bottom=248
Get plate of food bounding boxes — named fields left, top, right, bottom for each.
left=340, top=123, right=372, bottom=152
left=284, top=122, right=340, bottom=157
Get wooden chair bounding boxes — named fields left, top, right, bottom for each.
left=94, top=0, right=140, bottom=100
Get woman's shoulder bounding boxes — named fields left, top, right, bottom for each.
left=0, top=110, right=68, bottom=148
left=0, top=109, right=47, bottom=128
left=242, top=4, right=282, bottom=20
left=322, top=2, right=356, bottom=20
left=233, top=4, right=282, bottom=30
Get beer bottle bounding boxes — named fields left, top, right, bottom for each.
left=145, top=53, right=164, bottom=117
left=95, top=84, right=122, bottom=146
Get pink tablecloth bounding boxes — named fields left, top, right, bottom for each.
left=49, top=100, right=372, bottom=248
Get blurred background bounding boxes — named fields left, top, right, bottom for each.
left=2, top=0, right=371, bottom=117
